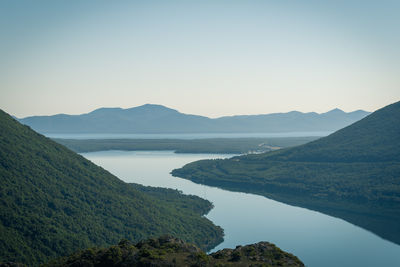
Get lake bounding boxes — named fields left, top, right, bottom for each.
left=83, top=150, right=400, bottom=267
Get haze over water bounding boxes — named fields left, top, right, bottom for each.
left=46, top=131, right=331, bottom=140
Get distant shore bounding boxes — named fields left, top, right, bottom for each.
left=54, top=136, right=319, bottom=154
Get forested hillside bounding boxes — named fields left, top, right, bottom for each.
left=0, top=110, right=223, bottom=266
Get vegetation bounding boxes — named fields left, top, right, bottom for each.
left=54, top=137, right=318, bottom=154
left=43, top=235, right=304, bottom=267
left=0, top=110, right=223, bottom=266
left=172, top=101, right=400, bottom=245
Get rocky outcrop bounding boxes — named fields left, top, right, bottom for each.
left=44, top=235, right=304, bottom=267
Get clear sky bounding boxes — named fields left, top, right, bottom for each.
left=1, top=0, right=399, bottom=118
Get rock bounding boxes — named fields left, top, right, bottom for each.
left=43, top=235, right=304, bottom=267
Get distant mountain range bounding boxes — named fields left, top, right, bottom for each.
left=18, top=104, right=370, bottom=134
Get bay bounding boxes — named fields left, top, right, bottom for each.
left=83, top=150, right=400, bottom=267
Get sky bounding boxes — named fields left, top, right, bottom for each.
left=1, top=0, right=399, bottom=118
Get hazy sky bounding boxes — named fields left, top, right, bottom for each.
left=1, top=0, right=399, bottom=118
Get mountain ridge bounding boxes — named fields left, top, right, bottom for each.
left=255, top=100, right=400, bottom=163
left=18, top=104, right=366, bottom=119
left=18, top=104, right=370, bottom=134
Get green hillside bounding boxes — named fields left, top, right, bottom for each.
left=172, top=101, right=400, bottom=244
left=253, top=101, right=400, bottom=163
left=0, top=110, right=223, bottom=265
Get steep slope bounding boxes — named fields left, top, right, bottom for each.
left=0, top=110, right=223, bottom=265
left=44, top=236, right=304, bottom=267
left=172, top=101, right=400, bottom=244
left=254, top=101, right=400, bottom=162
left=18, top=104, right=370, bottom=134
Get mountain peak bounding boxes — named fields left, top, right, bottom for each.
left=325, top=108, right=344, bottom=114
left=89, top=107, right=123, bottom=114
left=127, top=104, right=179, bottom=113
left=141, top=103, right=167, bottom=108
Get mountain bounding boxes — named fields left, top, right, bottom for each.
left=18, top=104, right=370, bottom=134
left=254, top=102, right=400, bottom=163
left=43, top=236, right=304, bottom=267
left=172, top=101, right=400, bottom=244
left=0, top=109, right=223, bottom=265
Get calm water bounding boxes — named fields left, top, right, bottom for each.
left=47, top=131, right=331, bottom=139
left=83, top=150, right=400, bottom=267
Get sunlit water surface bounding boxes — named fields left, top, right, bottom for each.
left=83, top=150, right=400, bottom=267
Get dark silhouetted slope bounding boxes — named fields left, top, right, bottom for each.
left=0, top=110, right=223, bottom=265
